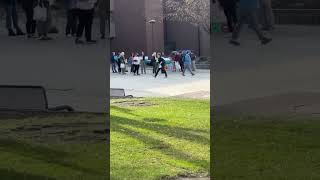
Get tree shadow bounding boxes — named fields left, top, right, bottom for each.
left=0, top=168, right=56, bottom=180
left=111, top=115, right=209, bottom=145
left=0, top=139, right=103, bottom=175
left=110, top=105, right=140, bottom=117
left=111, top=115, right=209, bottom=170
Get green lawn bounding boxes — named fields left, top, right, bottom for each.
left=0, top=113, right=108, bottom=180
left=212, top=115, right=320, bottom=180
left=110, top=98, right=210, bottom=180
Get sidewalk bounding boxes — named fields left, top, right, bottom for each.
left=213, top=25, right=320, bottom=115
left=111, top=68, right=210, bottom=99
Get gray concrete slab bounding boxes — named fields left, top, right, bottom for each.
left=0, top=25, right=109, bottom=112
left=212, top=25, right=320, bottom=114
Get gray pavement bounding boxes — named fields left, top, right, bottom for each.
left=0, top=22, right=109, bottom=112
left=110, top=68, right=210, bottom=99
left=212, top=25, right=320, bottom=115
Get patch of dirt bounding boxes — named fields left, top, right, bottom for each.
left=112, top=99, right=156, bottom=107
left=8, top=121, right=108, bottom=143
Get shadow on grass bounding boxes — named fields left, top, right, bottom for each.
left=112, top=115, right=209, bottom=145
left=110, top=105, right=140, bottom=117
left=111, top=115, right=209, bottom=170
left=0, top=139, right=103, bottom=175
left=0, top=168, right=56, bottom=180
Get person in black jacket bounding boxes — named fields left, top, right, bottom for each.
left=154, top=53, right=167, bottom=78
left=217, top=0, right=238, bottom=32
left=5, top=0, right=25, bottom=36
left=21, top=0, right=37, bottom=38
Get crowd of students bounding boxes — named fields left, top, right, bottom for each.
left=213, top=0, right=273, bottom=45
left=3, top=0, right=108, bottom=43
left=111, top=50, right=196, bottom=78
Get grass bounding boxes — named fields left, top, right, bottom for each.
left=212, top=115, right=320, bottom=180
left=0, top=113, right=108, bottom=180
left=110, top=98, right=210, bottom=180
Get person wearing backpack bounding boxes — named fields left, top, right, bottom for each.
left=140, top=51, right=147, bottom=74
left=22, top=0, right=37, bottom=38
left=5, top=0, right=25, bottom=36
left=154, top=53, right=167, bottom=78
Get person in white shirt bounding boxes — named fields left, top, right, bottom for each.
left=75, top=0, right=97, bottom=44
left=133, top=53, right=141, bottom=76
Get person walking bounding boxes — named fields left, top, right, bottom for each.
left=178, top=52, right=184, bottom=72
left=140, top=51, right=147, bottom=74
left=133, top=53, right=140, bottom=76
left=119, top=52, right=126, bottom=75
left=154, top=53, right=167, bottom=78
left=259, top=0, right=274, bottom=31
left=117, top=52, right=122, bottom=74
left=111, top=52, right=117, bottom=73
left=65, top=0, right=78, bottom=37
left=190, top=51, right=197, bottom=71
left=151, top=52, right=157, bottom=74
left=229, top=0, right=272, bottom=46
left=182, top=51, right=195, bottom=76
left=217, top=0, right=238, bottom=32
left=97, top=0, right=108, bottom=39
left=5, top=0, right=25, bottom=36
left=75, top=0, right=97, bottom=44
left=21, top=0, right=37, bottom=38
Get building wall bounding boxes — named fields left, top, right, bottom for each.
left=111, top=0, right=147, bottom=55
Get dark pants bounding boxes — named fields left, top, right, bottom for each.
left=152, top=62, right=158, bottom=74
left=66, top=9, right=78, bottom=35
left=76, top=9, right=94, bottom=41
left=223, top=5, right=237, bottom=32
left=232, top=9, right=264, bottom=41
left=155, top=68, right=167, bottom=77
left=112, top=62, right=117, bottom=72
left=6, top=3, right=21, bottom=31
left=133, top=65, right=140, bottom=75
left=179, top=60, right=184, bottom=72
left=24, top=7, right=36, bottom=34
left=117, top=62, right=121, bottom=73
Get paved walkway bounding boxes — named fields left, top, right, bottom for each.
left=111, top=68, right=210, bottom=99
left=0, top=22, right=109, bottom=112
left=213, top=25, right=320, bottom=115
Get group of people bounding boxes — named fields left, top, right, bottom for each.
left=3, top=0, right=108, bottom=43
left=110, top=50, right=196, bottom=78
left=213, top=0, right=273, bottom=45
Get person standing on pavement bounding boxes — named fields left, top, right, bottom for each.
left=119, top=52, right=126, bottom=75
left=178, top=51, right=184, bottom=72
left=182, top=51, right=195, bottom=76
left=21, top=0, right=37, bottom=38
left=217, top=0, right=238, bottom=32
left=65, top=0, right=78, bottom=37
left=36, top=0, right=52, bottom=40
left=151, top=52, right=157, bottom=74
left=190, top=51, right=197, bottom=71
left=5, top=0, right=25, bottom=36
left=117, top=52, right=122, bottom=73
left=133, top=53, right=140, bottom=76
left=259, top=0, right=274, bottom=31
left=140, top=51, right=147, bottom=74
left=111, top=52, right=117, bottom=73
left=97, top=0, right=108, bottom=39
left=75, top=0, right=97, bottom=44
left=154, top=53, right=167, bottom=78
left=229, top=0, right=272, bottom=46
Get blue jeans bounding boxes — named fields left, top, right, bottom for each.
left=6, top=2, right=20, bottom=31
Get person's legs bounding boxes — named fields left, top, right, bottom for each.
left=163, top=68, right=167, bottom=77
left=85, top=9, right=94, bottom=42
left=66, top=10, right=72, bottom=35
left=223, top=7, right=234, bottom=32
left=136, top=65, right=140, bottom=75
left=155, top=68, right=161, bottom=77
left=248, top=11, right=265, bottom=40
left=11, top=3, right=23, bottom=34
left=71, top=9, right=78, bottom=35
left=99, top=10, right=107, bottom=38
left=261, top=0, right=274, bottom=30
left=76, top=10, right=86, bottom=43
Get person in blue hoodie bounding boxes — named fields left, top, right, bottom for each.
left=230, top=0, right=272, bottom=46
left=111, top=52, right=118, bottom=73
left=182, top=50, right=195, bottom=76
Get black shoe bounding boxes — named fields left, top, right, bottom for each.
left=75, top=39, right=84, bottom=44
left=261, top=37, right=272, bottom=45
left=229, top=39, right=240, bottom=46
left=16, top=30, right=25, bottom=36
left=8, top=29, right=16, bottom=36
left=87, top=39, right=97, bottom=44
